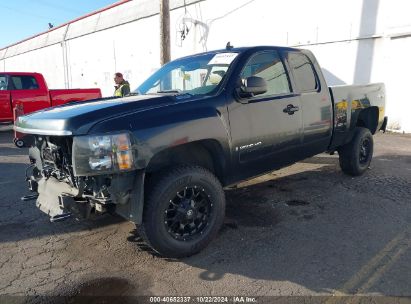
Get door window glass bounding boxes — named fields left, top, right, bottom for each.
left=11, top=76, right=39, bottom=90
left=288, top=52, right=318, bottom=92
left=0, top=75, right=8, bottom=90
left=241, top=51, right=291, bottom=97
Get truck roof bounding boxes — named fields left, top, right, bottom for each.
left=177, top=45, right=303, bottom=60
left=0, top=72, right=42, bottom=76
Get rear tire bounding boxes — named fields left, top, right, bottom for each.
left=139, top=166, right=225, bottom=258
left=338, top=127, right=374, bottom=176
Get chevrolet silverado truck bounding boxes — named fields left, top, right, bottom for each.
left=14, top=46, right=387, bottom=257
left=1, top=72, right=101, bottom=146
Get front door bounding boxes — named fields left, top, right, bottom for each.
left=228, top=50, right=303, bottom=181
left=0, top=74, right=12, bottom=122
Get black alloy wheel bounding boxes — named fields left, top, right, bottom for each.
left=359, top=137, right=371, bottom=165
left=165, top=186, right=212, bottom=241
left=139, top=166, right=225, bottom=258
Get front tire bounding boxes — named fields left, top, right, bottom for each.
left=139, top=166, right=225, bottom=258
left=14, top=138, right=25, bottom=148
left=338, top=127, right=374, bottom=176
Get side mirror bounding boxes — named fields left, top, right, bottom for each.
left=241, top=76, right=267, bottom=96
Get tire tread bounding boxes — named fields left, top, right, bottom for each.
left=338, top=127, right=373, bottom=176
left=138, top=165, right=225, bottom=258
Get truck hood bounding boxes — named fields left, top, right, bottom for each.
left=14, top=94, right=176, bottom=136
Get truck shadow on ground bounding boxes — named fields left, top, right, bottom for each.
left=50, top=275, right=154, bottom=303
left=162, top=154, right=409, bottom=295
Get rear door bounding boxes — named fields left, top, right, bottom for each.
left=9, top=74, right=50, bottom=116
left=286, top=51, right=332, bottom=155
left=228, top=49, right=303, bottom=180
left=0, top=74, right=12, bottom=122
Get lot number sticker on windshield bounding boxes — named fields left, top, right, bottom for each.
left=208, top=53, right=238, bottom=65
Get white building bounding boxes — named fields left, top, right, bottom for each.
left=1, top=0, right=410, bottom=132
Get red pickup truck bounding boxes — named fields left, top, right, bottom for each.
left=0, top=72, right=102, bottom=124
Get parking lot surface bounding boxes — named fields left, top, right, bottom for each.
left=0, top=128, right=410, bottom=299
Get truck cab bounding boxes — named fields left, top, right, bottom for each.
left=0, top=73, right=50, bottom=123
left=226, top=47, right=334, bottom=181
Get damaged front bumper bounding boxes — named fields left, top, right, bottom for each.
left=22, top=132, right=145, bottom=224
left=36, top=177, right=81, bottom=222
left=26, top=170, right=145, bottom=224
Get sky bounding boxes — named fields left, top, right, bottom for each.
left=0, top=0, right=119, bottom=48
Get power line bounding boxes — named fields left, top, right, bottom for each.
left=35, top=0, right=82, bottom=15
left=0, top=4, right=51, bottom=20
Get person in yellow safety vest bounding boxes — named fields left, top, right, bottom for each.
left=113, top=72, right=130, bottom=97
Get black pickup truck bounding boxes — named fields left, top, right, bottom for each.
left=15, top=46, right=387, bottom=257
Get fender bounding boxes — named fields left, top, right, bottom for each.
left=329, top=83, right=385, bottom=149
left=88, top=96, right=231, bottom=224
left=89, top=96, right=232, bottom=171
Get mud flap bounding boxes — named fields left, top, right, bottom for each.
left=115, top=170, right=145, bottom=224
left=380, top=116, right=388, bottom=133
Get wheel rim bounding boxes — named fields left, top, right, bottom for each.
left=164, top=186, right=212, bottom=241
left=359, top=138, right=371, bottom=164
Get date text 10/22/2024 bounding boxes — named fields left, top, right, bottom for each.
left=149, top=296, right=257, bottom=303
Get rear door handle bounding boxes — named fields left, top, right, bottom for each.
left=283, top=104, right=299, bottom=115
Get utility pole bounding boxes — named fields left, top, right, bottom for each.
left=160, top=0, right=170, bottom=65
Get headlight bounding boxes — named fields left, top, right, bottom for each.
left=72, top=133, right=135, bottom=176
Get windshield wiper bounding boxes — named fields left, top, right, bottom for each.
left=156, top=90, right=182, bottom=94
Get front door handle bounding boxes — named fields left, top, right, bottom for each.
left=283, top=104, right=299, bottom=115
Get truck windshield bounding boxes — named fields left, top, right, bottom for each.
left=135, top=52, right=238, bottom=96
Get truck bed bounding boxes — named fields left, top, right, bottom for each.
left=49, top=88, right=102, bottom=106
left=329, top=83, right=386, bottom=149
